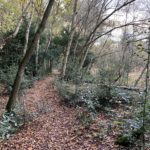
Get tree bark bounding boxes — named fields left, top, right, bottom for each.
left=49, top=59, right=53, bottom=73
left=0, top=0, right=32, bottom=49
left=79, top=46, right=89, bottom=71
left=23, top=11, right=33, bottom=56
left=35, top=39, right=40, bottom=75
left=142, top=28, right=150, bottom=150
left=44, top=35, right=51, bottom=71
left=5, top=0, right=55, bottom=112
left=62, top=0, right=78, bottom=78
left=62, top=30, right=75, bottom=77
left=134, top=65, right=147, bottom=87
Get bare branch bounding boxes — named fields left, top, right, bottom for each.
left=0, top=0, right=33, bottom=50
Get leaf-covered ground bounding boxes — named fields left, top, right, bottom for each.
left=0, top=74, right=134, bottom=150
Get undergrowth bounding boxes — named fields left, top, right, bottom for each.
left=0, top=111, right=23, bottom=139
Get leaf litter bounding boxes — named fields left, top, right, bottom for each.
left=0, top=74, right=137, bottom=150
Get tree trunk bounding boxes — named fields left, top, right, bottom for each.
left=73, top=35, right=79, bottom=61
left=49, top=59, right=53, bottom=73
left=62, top=30, right=75, bottom=77
left=134, top=64, right=147, bottom=87
left=5, top=0, right=55, bottom=112
left=79, top=46, right=89, bottom=71
left=62, top=0, right=78, bottom=78
left=23, top=11, right=33, bottom=56
left=44, top=35, right=51, bottom=71
left=35, top=39, right=40, bottom=75
left=79, top=43, right=94, bottom=71
left=0, top=0, right=32, bottom=49
left=78, top=0, right=136, bottom=72
left=142, top=28, right=150, bottom=150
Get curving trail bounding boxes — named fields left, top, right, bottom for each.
left=0, top=73, right=118, bottom=150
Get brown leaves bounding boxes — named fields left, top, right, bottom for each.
left=0, top=75, right=120, bottom=150
left=28, top=147, right=33, bottom=150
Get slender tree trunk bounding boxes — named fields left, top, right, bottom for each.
left=0, top=0, right=32, bottom=49
left=23, top=12, right=33, bottom=56
left=35, top=39, right=40, bottom=75
left=44, top=35, right=51, bottom=71
left=5, top=0, right=55, bottom=112
left=79, top=46, right=89, bottom=71
left=79, top=44, right=94, bottom=71
left=73, top=35, right=79, bottom=61
left=78, top=0, right=136, bottom=72
left=86, top=58, right=94, bottom=74
left=142, top=54, right=150, bottom=150
left=43, top=2, right=60, bottom=71
left=62, top=30, right=75, bottom=77
left=62, top=0, right=78, bottom=78
left=49, top=59, right=53, bottom=73
left=142, top=28, right=150, bottom=150
left=134, top=64, right=147, bottom=87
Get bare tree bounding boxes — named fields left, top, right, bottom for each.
left=78, top=0, right=136, bottom=71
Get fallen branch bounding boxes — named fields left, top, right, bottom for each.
left=113, top=85, right=143, bottom=92
left=99, top=84, right=143, bottom=92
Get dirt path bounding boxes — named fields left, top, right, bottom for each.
left=0, top=75, right=118, bottom=150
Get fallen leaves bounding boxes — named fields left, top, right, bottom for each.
left=0, top=75, right=120, bottom=150
left=28, top=147, right=33, bottom=150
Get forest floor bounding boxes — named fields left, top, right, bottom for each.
left=0, top=72, right=133, bottom=150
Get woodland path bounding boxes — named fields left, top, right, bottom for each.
left=0, top=72, right=118, bottom=150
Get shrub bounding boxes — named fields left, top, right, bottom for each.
left=65, top=60, right=81, bottom=83
left=115, top=135, right=131, bottom=147
left=55, top=77, right=116, bottom=112
left=0, top=65, right=18, bottom=93
left=55, top=79, right=78, bottom=106
left=77, top=85, right=100, bottom=113
left=0, top=65, right=38, bottom=95
left=95, top=84, right=112, bottom=107
left=76, top=108, right=93, bottom=129
left=0, top=111, right=23, bottom=139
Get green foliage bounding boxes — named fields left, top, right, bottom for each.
left=83, top=52, right=95, bottom=68
left=0, top=65, right=18, bottom=93
left=55, top=79, right=78, bottom=106
left=0, top=64, right=37, bottom=93
left=115, top=127, right=145, bottom=147
left=95, top=85, right=112, bottom=107
left=53, top=27, right=70, bottom=46
left=56, top=77, right=115, bottom=113
left=0, top=21, right=40, bottom=93
left=115, top=135, right=131, bottom=147
left=1, top=20, right=36, bottom=70
left=46, top=43, right=64, bottom=61
left=65, top=60, right=81, bottom=83
left=0, top=111, right=23, bottom=139
left=82, top=73, right=95, bottom=83
left=0, top=0, right=21, bottom=34
left=132, top=127, right=144, bottom=139
left=98, top=67, right=116, bottom=85
left=78, top=85, right=100, bottom=112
